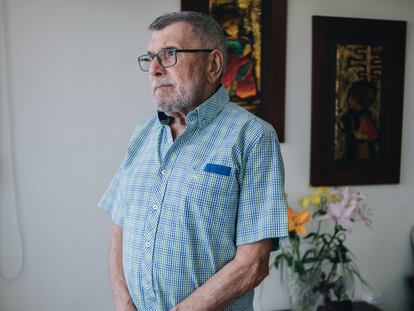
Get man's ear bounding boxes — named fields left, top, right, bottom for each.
left=206, top=50, right=224, bottom=84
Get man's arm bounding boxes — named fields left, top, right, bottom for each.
left=109, top=224, right=137, bottom=311
left=172, top=238, right=273, bottom=311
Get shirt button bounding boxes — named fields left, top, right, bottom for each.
left=145, top=241, right=151, bottom=248
left=145, top=283, right=150, bottom=289
left=152, top=204, right=158, bottom=210
left=161, top=169, right=166, bottom=175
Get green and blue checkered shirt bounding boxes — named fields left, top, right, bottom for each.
left=99, top=86, right=288, bottom=311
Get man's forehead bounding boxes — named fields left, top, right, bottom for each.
left=147, top=22, right=198, bottom=52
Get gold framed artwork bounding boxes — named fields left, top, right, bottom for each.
left=181, top=0, right=287, bottom=141
left=310, top=16, right=406, bottom=186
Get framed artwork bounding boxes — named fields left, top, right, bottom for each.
left=181, top=0, right=287, bottom=142
left=310, top=16, right=406, bottom=186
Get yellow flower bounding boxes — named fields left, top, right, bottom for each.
left=288, top=207, right=311, bottom=235
left=300, top=187, right=330, bottom=208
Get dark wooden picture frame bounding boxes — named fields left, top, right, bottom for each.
left=181, top=0, right=287, bottom=142
left=310, top=16, right=406, bottom=186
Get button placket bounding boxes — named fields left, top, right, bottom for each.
left=141, top=129, right=194, bottom=310
left=141, top=154, right=179, bottom=308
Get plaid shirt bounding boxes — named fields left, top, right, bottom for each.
left=99, top=86, right=288, bottom=311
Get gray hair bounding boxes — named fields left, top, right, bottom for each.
left=148, top=11, right=228, bottom=68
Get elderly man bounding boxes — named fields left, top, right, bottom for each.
left=99, top=11, right=288, bottom=311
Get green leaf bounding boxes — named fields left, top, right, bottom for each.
left=304, top=232, right=317, bottom=239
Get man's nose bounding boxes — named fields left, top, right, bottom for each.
left=149, top=56, right=166, bottom=76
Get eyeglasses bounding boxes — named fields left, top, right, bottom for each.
left=137, top=48, right=213, bottom=72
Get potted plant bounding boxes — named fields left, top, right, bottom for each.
left=274, top=187, right=372, bottom=311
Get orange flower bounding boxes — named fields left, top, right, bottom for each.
left=288, top=207, right=311, bottom=235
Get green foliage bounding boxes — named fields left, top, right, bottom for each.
left=274, top=187, right=372, bottom=303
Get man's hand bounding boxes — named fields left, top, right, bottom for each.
left=109, top=224, right=136, bottom=311
left=172, top=238, right=273, bottom=310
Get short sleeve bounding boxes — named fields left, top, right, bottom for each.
left=98, top=163, right=125, bottom=227
left=236, top=131, right=289, bottom=251
left=97, top=118, right=156, bottom=227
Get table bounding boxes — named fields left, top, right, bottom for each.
left=408, top=276, right=414, bottom=310
left=276, top=301, right=383, bottom=311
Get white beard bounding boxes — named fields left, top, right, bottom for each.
left=151, top=73, right=206, bottom=114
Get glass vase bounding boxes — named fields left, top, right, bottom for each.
left=287, top=267, right=322, bottom=311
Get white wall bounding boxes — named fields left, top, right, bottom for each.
left=0, top=0, right=412, bottom=310
left=260, top=1, right=414, bottom=310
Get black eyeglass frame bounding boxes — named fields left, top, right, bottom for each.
left=137, top=48, right=214, bottom=72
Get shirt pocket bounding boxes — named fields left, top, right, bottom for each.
left=183, top=164, right=239, bottom=242
left=189, top=164, right=238, bottom=197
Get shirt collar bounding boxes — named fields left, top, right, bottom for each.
left=157, top=110, right=175, bottom=126
left=157, top=85, right=229, bottom=127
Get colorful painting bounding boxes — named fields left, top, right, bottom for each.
left=310, top=16, right=406, bottom=186
left=181, top=0, right=287, bottom=141
left=334, top=44, right=383, bottom=161
left=209, top=0, right=262, bottom=114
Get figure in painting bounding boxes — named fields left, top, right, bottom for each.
left=213, top=4, right=258, bottom=99
left=339, top=80, right=380, bottom=160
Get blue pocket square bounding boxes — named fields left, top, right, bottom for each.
left=204, top=164, right=231, bottom=176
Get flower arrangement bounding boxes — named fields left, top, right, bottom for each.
left=274, top=187, right=372, bottom=307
